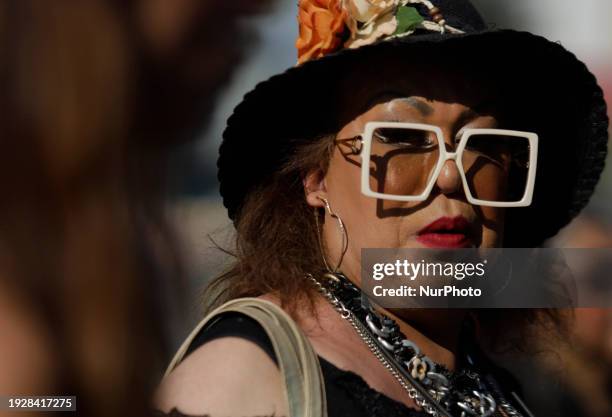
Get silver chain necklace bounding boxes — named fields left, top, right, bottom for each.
left=308, top=272, right=525, bottom=417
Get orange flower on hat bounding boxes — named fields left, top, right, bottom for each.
left=296, top=0, right=347, bottom=65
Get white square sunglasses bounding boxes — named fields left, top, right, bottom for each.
left=347, top=121, right=539, bottom=207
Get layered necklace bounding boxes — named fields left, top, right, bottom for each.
left=308, top=271, right=526, bottom=417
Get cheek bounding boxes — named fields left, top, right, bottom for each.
left=479, top=206, right=505, bottom=247
left=325, top=151, right=402, bottom=247
left=463, top=163, right=510, bottom=202
left=325, top=150, right=368, bottom=214
left=373, top=151, right=439, bottom=197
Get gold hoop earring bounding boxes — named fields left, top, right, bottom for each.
left=314, top=197, right=348, bottom=273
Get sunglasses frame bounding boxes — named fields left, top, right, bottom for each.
left=357, top=121, right=539, bottom=207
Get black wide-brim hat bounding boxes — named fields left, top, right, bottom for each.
left=218, top=0, right=608, bottom=247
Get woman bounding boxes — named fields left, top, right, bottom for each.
left=157, top=0, right=609, bottom=416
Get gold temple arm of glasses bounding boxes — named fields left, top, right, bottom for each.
left=335, top=135, right=363, bottom=154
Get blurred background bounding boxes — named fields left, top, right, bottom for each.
left=0, top=1, right=278, bottom=416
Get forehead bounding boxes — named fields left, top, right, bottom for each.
left=334, top=56, right=504, bottom=124
left=360, top=96, right=490, bottom=124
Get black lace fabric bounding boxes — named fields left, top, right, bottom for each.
left=151, top=409, right=207, bottom=417
left=319, top=356, right=428, bottom=417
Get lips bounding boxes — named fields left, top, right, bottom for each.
left=416, top=216, right=473, bottom=248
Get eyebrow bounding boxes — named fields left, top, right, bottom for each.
left=397, top=97, right=434, bottom=116
left=456, top=98, right=498, bottom=126
left=365, top=91, right=434, bottom=116
left=365, top=91, right=496, bottom=121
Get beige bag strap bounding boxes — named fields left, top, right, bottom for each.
left=164, top=297, right=327, bottom=417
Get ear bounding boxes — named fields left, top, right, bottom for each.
left=303, top=168, right=327, bottom=208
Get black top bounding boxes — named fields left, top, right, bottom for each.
left=184, top=311, right=429, bottom=417
left=156, top=310, right=531, bottom=417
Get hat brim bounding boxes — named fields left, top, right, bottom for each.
left=219, top=29, right=608, bottom=246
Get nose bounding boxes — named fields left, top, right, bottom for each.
left=436, top=159, right=462, bottom=195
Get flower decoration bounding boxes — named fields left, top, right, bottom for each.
left=344, top=0, right=401, bottom=48
left=345, top=0, right=398, bottom=23
left=296, top=0, right=463, bottom=64
left=296, top=0, right=348, bottom=65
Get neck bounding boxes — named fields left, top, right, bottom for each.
left=340, top=268, right=469, bottom=371
left=379, top=307, right=468, bottom=371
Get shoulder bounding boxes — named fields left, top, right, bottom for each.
left=156, top=333, right=287, bottom=416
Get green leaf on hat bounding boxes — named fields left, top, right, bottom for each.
left=394, top=6, right=424, bottom=35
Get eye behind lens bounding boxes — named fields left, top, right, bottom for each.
left=374, top=128, right=437, bottom=149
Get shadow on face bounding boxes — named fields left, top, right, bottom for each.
left=302, top=55, right=524, bottom=282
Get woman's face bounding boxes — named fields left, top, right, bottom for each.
left=304, top=66, right=507, bottom=280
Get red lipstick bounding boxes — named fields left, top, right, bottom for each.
left=416, top=216, right=473, bottom=248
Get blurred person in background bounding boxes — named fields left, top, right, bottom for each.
left=0, top=1, right=274, bottom=416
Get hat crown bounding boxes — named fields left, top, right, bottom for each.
left=297, top=0, right=487, bottom=64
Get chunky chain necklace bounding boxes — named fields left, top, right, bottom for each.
left=308, top=271, right=524, bottom=417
